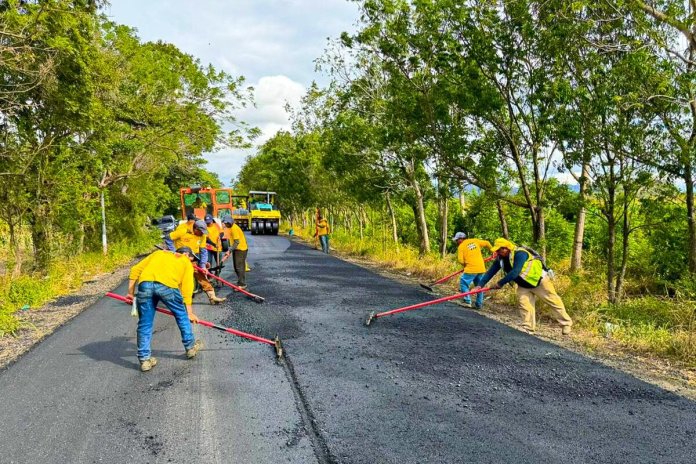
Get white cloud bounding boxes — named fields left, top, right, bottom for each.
left=205, top=74, right=305, bottom=184
left=553, top=171, right=580, bottom=185
left=106, top=1, right=356, bottom=183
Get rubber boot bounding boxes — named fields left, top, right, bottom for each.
left=206, top=290, right=226, bottom=304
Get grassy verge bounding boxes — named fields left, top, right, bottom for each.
left=0, top=235, right=158, bottom=337
left=289, top=226, right=696, bottom=367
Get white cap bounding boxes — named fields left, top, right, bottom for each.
left=452, top=232, right=467, bottom=241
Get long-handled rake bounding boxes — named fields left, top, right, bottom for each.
left=365, top=287, right=491, bottom=326
left=419, top=269, right=464, bottom=292
left=419, top=255, right=496, bottom=292
left=155, top=245, right=264, bottom=303
left=193, top=263, right=265, bottom=304
left=106, top=292, right=282, bottom=357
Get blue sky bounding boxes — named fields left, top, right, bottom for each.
left=106, top=0, right=359, bottom=184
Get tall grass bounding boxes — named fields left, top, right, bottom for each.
left=0, top=233, right=159, bottom=337
left=289, top=225, right=696, bottom=366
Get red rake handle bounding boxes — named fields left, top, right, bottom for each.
left=193, top=263, right=264, bottom=301
left=432, top=254, right=496, bottom=286
left=105, top=292, right=275, bottom=346
left=375, top=287, right=491, bottom=319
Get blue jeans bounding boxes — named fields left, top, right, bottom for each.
left=459, top=272, right=484, bottom=308
left=319, top=235, right=329, bottom=253
left=136, top=281, right=195, bottom=361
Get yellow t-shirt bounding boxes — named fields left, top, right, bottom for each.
left=129, top=250, right=195, bottom=305
left=230, top=223, right=248, bottom=251
left=169, top=222, right=205, bottom=253
left=457, top=238, right=493, bottom=274
left=316, top=219, right=330, bottom=236
left=206, top=223, right=223, bottom=251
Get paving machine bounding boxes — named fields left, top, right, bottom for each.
left=179, top=186, right=235, bottom=220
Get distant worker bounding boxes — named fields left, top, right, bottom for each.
left=126, top=247, right=202, bottom=372
left=475, top=238, right=572, bottom=335
left=191, top=194, right=207, bottom=210
left=452, top=232, right=492, bottom=310
left=315, top=214, right=330, bottom=254
left=221, top=215, right=249, bottom=289
left=166, top=218, right=226, bottom=304
left=204, top=214, right=223, bottom=273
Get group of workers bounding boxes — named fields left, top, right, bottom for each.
left=127, top=213, right=249, bottom=372
left=453, top=232, right=573, bottom=335
left=126, top=209, right=571, bottom=372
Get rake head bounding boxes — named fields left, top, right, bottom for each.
left=365, top=311, right=376, bottom=326
left=274, top=335, right=284, bottom=358
left=419, top=283, right=434, bottom=292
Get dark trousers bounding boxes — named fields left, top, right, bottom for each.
left=233, top=249, right=247, bottom=286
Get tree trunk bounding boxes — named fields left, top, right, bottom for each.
left=459, top=189, right=466, bottom=215
left=100, top=190, right=108, bottom=255
left=405, top=161, right=430, bottom=256
left=386, top=192, right=399, bottom=248
left=685, top=162, right=696, bottom=272
left=570, top=161, right=590, bottom=272
left=606, top=180, right=617, bottom=304
left=358, top=210, right=364, bottom=241
left=30, top=211, right=52, bottom=271
left=496, top=200, right=509, bottom=239
left=438, top=190, right=449, bottom=258
left=615, top=190, right=630, bottom=301
left=8, top=221, right=21, bottom=277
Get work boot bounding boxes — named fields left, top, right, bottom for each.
left=562, top=325, right=572, bottom=335
left=205, top=290, right=226, bottom=304
left=140, top=357, right=158, bottom=372
left=186, top=340, right=203, bottom=359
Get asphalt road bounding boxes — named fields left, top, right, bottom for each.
left=0, top=235, right=694, bottom=464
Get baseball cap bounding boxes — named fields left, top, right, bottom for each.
left=452, top=232, right=467, bottom=241
left=222, top=215, right=234, bottom=225
left=193, top=220, right=209, bottom=234
left=175, top=246, right=200, bottom=261
left=204, top=213, right=215, bottom=224
left=186, top=213, right=196, bottom=221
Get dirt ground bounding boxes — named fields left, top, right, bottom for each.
left=2, top=241, right=695, bottom=403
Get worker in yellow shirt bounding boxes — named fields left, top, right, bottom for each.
left=166, top=217, right=225, bottom=304
left=126, top=247, right=202, bottom=372
left=452, top=231, right=493, bottom=310
left=315, top=214, right=330, bottom=254
left=204, top=214, right=223, bottom=275
left=221, top=215, right=249, bottom=289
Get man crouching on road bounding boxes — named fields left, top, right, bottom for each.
left=126, top=247, right=203, bottom=372
left=474, top=238, right=573, bottom=335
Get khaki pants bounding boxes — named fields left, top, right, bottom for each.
left=195, top=270, right=213, bottom=292
left=516, top=277, right=572, bottom=331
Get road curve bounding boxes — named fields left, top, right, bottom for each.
left=0, top=235, right=694, bottom=463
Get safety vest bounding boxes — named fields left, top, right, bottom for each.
left=508, top=248, right=543, bottom=287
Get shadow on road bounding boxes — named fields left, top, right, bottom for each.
left=77, top=336, right=140, bottom=370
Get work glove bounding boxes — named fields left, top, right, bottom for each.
left=130, top=297, right=138, bottom=318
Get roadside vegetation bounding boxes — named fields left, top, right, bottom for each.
left=240, top=0, right=696, bottom=366
left=0, top=1, right=255, bottom=335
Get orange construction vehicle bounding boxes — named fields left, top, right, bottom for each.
left=179, top=186, right=235, bottom=220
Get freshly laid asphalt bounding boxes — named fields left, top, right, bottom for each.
left=0, top=235, right=694, bottom=463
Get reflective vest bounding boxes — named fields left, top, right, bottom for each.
left=508, top=248, right=543, bottom=287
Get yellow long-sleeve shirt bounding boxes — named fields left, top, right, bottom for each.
left=169, top=222, right=205, bottom=252
left=316, top=219, right=330, bottom=236
left=457, top=238, right=493, bottom=274
left=129, top=250, right=195, bottom=305
left=206, top=223, right=223, bottom=251
left=228, top=223, right=248, bottom=251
